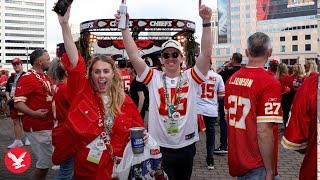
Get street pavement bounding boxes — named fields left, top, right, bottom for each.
left=0, top=115, right=304, bottom=180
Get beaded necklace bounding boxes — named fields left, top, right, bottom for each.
left=162, top=73, right=183, bottom=119
left=97, top=94, right=115, bottom=161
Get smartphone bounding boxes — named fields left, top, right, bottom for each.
left=53, top=0, right=73, bottom=16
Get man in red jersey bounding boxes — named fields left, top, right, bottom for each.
left=281, top=74, right=317, bottom=180
left=225, top=32, right=282, bottom=179
left=118, top=59, right=131, bottom=94
left=14, top=49, right=54, bottom=180
left=267, top=59, right=278, bottom=77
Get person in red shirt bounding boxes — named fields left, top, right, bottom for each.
left=281, top=74, right=317, bottom=180
left=225, top=32, right=282, bottom=179
left=118, top=60, right=132, bottom=94
left=267, top=59, right=279, bottom=77
left=275, top=63, right=294, bottom=128
left=47, top=57, right=73, bottom=179
left=52, top=6, right=146, bottom=179
left=14, top=49, right=54, bottom=180
left=291, top=63, right=305, bottom=92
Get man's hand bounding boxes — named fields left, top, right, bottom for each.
left=199, top=0, right=212, bottom=22
left=31, top=109, right=49, bottom=120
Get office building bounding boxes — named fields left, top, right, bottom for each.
left=212, top=0, right=318, bottom=69
left=0, top=0, right=46, bottom=71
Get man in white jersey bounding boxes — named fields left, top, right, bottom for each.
left=115, top=1, right=212, bottom=179
left=197, top=66, right=224, bottom=170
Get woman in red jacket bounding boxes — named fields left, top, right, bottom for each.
left=52, top=6, right=145, bottom=179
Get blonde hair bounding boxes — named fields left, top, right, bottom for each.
left=292, top=63, right=305, bottom=78
left=275, top=63, right=288, bottom=80
left=305, top=60, right=318, bottom=76
left=47, top=57, right=66, bottom=84
left=87, top=55, right=125, bottom=115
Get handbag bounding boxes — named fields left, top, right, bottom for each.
left=197, top=114, right=206, bottom=133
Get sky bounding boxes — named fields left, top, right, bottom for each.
left=47, top=0, right=217, bottom=54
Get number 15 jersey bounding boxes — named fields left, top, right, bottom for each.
left=224, top=67, right=283, bottom=177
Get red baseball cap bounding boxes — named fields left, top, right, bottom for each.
left=12, top=58, right=22, bottom=64
left=270, top=59, right=279, bottom=65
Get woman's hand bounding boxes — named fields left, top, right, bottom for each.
left=114, top=11, right=130, bottom=29
left=52, top=2, right=71, bottom=26
left=143, top=129, right=149, bottom=144
left=199, top=0, right=212, bottom=22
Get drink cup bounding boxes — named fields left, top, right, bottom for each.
left=129, top=127, right=144, bottom=155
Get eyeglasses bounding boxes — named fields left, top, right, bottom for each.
left=162, top=52, right=179, bottom=59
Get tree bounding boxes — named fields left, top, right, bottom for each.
left=79, top=31, right=91, bottom=65
left=184, top=33, right=197, bottom=67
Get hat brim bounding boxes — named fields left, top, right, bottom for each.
left=161, top=47, right=183, bottom=54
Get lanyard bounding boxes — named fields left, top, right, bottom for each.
left=96, top=94, right=115, bottom=161
left=162, top=73, right=183, bottom=118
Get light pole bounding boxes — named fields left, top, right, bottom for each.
left=26, top=47, right=29, bottom=70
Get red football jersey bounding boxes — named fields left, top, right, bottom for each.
left=281, top=75, right=317, bottom=180
left=52, top=83, right=70, bottom=124
left=225, top=67, right=283, bottom=177
left=14, top=70, right=54, bottom=132
left=120, top=69, right=131, bottom=92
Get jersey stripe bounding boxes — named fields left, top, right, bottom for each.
left=191, top=68, right=204, bottom=84
left=281, top=136, right=307, bottom=150
left=14, top=96, right=27, bottom=102
left=257, top=116, right=283, bottom=123
left=142, top=69, right=153, bottom=85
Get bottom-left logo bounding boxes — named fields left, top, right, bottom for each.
left=5, top=147, right=31, bottom=174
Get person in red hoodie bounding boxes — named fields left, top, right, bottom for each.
left=52, top=6, right=145, bottom=179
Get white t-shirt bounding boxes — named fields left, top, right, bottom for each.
left=197, top=70, right=225, bottom=117
left=137, top=66, right=205, bottom=149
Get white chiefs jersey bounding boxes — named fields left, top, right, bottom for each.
left=137, top=66, right=205, bottom=149
left=197, top=69, right=225, bottom=117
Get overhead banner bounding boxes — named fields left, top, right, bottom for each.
left=257, top=0, right=317, bottom=21
left=218, top=0, right=230, bottom=44
left=80, top=19, right=196, bottom=33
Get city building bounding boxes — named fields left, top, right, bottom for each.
left=212, top=0, right=318, bottom=69
left=0, top=0, right=47, bottom=71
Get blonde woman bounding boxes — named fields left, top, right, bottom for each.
left=52, top=6, right=145, bottom=179
left=304, top=60, right=318, bottom=77
left=275, top=63, right=293, bottom=127
left=291, top=63, right=305, bottom=92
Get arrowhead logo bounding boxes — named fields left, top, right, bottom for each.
left=5, top=147, right=31, bottom=174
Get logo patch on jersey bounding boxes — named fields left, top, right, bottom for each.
left=268, top=98, right=278, bottom=102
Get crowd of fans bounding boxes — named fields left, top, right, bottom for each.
left=2, top=1, right=318, bottom=180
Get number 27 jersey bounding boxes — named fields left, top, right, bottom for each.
left=224, top=67, right=283, bottom=176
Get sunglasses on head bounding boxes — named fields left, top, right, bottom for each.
left=162, top=52, right=179, bottom=59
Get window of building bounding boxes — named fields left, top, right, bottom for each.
left=280, top=46, right=285, bottom=52
left=231, top=15, right=240, bottom=20
left=216, top=49, right=221, bottom=56
left=236, top=48, right=241, bottom=53
left=246, top=22, right=251, bottom=26
left=231, top=0, right=240, bottom=3
left=231, top=23, right=240, bottom=28
left=292, top=36, right=298, bottom=41
left=246, top=13, right=250, bottom=18
left=245, top=5, right=250, bottom=10
left=305, top=44, right=311, bottom=51
left=292, top=45, right=298, bottom=52
left=281, top=59, right=297, bottom=66
left=280, top=36, right=285, bottom=41
left=305, top=35, right=311, bottom=40
left=246, top=30, right=251, bottom=36
left=231, top=31, right=240, bottom=36
left=232, top=40, right=240, bottom=44
left=231, top=6, right=240, bottom=12
left=226, top=48, right=230, bottom=55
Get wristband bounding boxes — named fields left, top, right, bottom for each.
left=202, top=23, right=211, bottom=27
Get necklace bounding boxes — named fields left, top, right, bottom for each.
left=31, top=69, right=52, bottom=95
left=162, top=73, right=183, bottom=119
